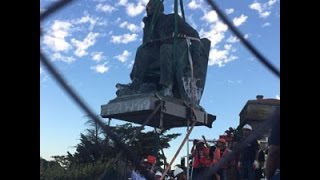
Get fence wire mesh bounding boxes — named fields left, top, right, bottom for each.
left=40, top=0, right=280, bottom=179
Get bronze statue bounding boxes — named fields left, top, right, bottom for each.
left=116, top=0, right=210, bottom=105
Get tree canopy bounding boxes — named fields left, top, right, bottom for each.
left=40, top=121, right=181, bottom=179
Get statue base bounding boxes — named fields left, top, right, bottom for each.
left=101, top=93, right=216, bottom=129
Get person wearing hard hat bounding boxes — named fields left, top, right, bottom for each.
left=238, top=124, right=260, bottom=180
left=173, top=167, right=187, bottom=180
left=155, top=171, right=162, bottom=180
left=210, top=138, right=232, bottom=180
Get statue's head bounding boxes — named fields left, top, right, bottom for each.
left=146, top=0, right=164, bottom=17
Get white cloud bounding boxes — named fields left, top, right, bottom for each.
left=202, top=32, right=238, bottom=67
left=40, top=67, right=43, bottom=75
left=262, top=22, right=271, bottom=27
left=226, top=36, right=239, bottom=43
left=119, top=21, right=141, bottom=33
left=76, top=15, right=96, bottom=25
left=214, top=21, right=228, bottom=32
left=225, top=8, right=234, bottom=15
left=127, top=23, right=140, bottom=33
left=249, top=2, right=263, bottom=13
left=72, top=13, right=108, bottom=30
left=126, top=1, right=146, bottom=17
left=199, top=29, right=222, bottom=48
left=276, top=95, right=280, bottom=99
left=142, top=0, right=149, bottom=4
left=91, top=51, right=104, bottom=62
left=96, top=3, right=116, bottom=13
left=268, top=0, right=277, bottom=6
left=209, top=49, right=227, bottom=66
left=91, top=62, right=109, bottom=74
left=114, top=50, right=131, bottom=63
left=43, top=20, right=72, bottom=52
left=127, top=60, right=134, bottom=69
left=249, top=1, right=275, bottom=18
left=140, top=21, right=145, bottom=29
left=197, top=11, right=240, bottom=67
left=199, top=21, right=228, bottom=48
left=233, top=14, right=248, bottom=26
left=201, top=10, right=218, bottom=23
left=111, top=33, right=137, bottom=44
left=73, top=15, right=100, bottom=30
left=208, top=49, right=238, bottom=67
left=52, top=53, right=76, bottom=64
left=118, top=0, right=128, bottom=6
left=244, top=34, right=249, bottom=39
left=119, top=21, right=127, bottom=28
left=224, top=44, right=232, bottom=50
left=114, top=17, right=121, bottom=24
left=188, top=0, right=201, bottom=10
left=71, top=32, right=99, bottom=57
left=260, top=11, right=270, bottom=18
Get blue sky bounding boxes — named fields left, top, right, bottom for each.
left=40, top=0, right=280, bottom=165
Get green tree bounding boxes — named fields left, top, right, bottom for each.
left=40, top=157, right=67, bottom=180
left=107, top=123, right=180, bottom=164
left=41, top=120, right=181, bottom=179
left=71, top=133, right=103, bottom=164
left=84, top=115, right=104, bottom=144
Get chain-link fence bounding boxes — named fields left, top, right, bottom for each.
left=40, top=0, right=280, bottom=179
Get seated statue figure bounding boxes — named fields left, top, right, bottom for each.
left=116, top=0, right=210, bottom=105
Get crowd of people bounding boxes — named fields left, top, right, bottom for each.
left=188, top=124, right=266, bottom=180
left=130, top=119, right=280, bottom=180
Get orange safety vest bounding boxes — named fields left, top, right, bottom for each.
left=192, top=147, right=211, bottom=168
left=212, top=147, right=230, bottom=168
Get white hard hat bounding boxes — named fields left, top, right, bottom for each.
left=243, top=124, right=252, bottom=131
left=173, top=167, right=184, bottom=177
left=155, top=171, right=162, bottom=176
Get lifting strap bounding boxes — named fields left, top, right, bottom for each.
left=159, top=106, right=198, bottom=180
left=160, top=119, right=197, bottom=180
